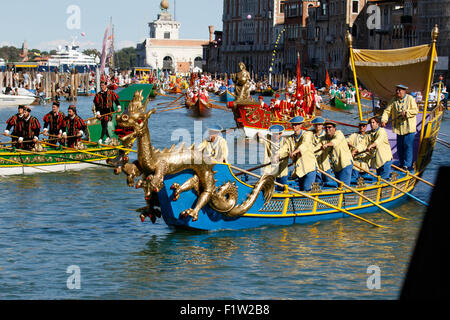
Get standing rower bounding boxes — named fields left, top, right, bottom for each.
left=93, top=81, right=122, bottom=145
left=381, top=84, right=418, bottom=171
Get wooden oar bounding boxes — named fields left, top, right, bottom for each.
left=156, top=105, right=185, bottom=113
left=1, top=146, right=115, bottom=168
left=235, top=156, right=290, bottom=176
left=168, top=94, right=184, bottom=105
left=84, top=110, right=120, bottom=122
left=229, top=164, right=386, bottom=228
left=320, top=103, right=353, bottom=114
left=317, top=167, right=407, bottom=219
left=391, top=164, right=435, bottom=188
left=353, top=163, right=429, bottom=207
left=81, top=140, right=137, bottom=153
left=42, top=141, right=110, bottom=159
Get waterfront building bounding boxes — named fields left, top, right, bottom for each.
left=221, top=0, right=285, bottom=76
left=136, top=0, right=209, bottom=74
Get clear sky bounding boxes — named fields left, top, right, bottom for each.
left=0, top=0, right=223, bottom=51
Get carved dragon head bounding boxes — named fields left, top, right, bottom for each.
left=115, top=90, right=156, bottom=146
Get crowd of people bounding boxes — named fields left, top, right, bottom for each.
left=4, top=102, right=87, bottom=150
left=199, top=84, right=419, bottom=192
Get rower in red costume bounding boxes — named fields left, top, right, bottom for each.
left=281, top=93, right=292, bottom=117
left=258, top=96, right=269, bottom=111
left=302, top=76, right=316, bottom=115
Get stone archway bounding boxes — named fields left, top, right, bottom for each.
left=162, top=56, right=174, bottom=73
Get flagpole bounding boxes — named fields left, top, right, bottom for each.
left=419, top=25, right=439, bottom=151
left=345, top=30, right=363, bottom=121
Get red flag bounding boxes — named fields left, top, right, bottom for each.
left=325, top=69, right=331, bottom=89
left=296, top=52, right=301, bottom=97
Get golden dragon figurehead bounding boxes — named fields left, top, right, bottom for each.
left=115, top=90, right=155, bottom=148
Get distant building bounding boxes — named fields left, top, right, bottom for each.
left=221, top=0, right=285, bottom=76
left=202, top=26, right=223, bottom=75
left=135, top=0, right=209, bottom=74
left=417, top=0, right=449, bottom=84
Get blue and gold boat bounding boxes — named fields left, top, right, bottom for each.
left=113, top=27, right=442, bottom=231
left=149, top=28, right=442, bottom=230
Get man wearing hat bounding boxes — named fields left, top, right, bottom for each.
left=347, top=120, right=373, bottom=183
left=93, top=81, right=122, bottom=144
left=311, top=117, right=336, bottom=187
left=63, top=105, right=87, bottom=148
left=381, top=84, right=418, bottom=171
left=257, top=125, right=289, bottom=189
left=197, top=125, right=228, bottom=163
left=4, top=105, right=25, bottom=144
left=279, top=116, right=317, bottom=191
left=281, top=93, right=292, bottom=117
left=366, top=116, right=393, bottom=180
left=258, top=96, right=269, bottom=111
left=42, top=101, right=65, bottom=142
left=319, top=121, right=353, bottom=186
left=302, top=76, right=316, bottom=116
left=19, top=106, right=41, bottom=150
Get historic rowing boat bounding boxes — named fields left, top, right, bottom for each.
left=329, top=93, right=354, bottom=110
left=0, top=83, right=153, bottom=176
left=219, top=89, right=235, bottom=103
left=229, top=101, right=319, bottom=138
left=111, top=27, right=442, bottom=231
left=186, top=96, right=211, bottom=117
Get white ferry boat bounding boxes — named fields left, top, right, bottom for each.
left=46, top=40, right=99, bottom=72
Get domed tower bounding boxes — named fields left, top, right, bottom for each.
left=160, top=0, right=169, bottom=12
left=149, top=0, right=180, bottom=40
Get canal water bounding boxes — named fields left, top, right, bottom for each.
left=0, top=92, right=447, bottom=299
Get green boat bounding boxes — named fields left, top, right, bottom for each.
left=0, top=84, right=153, bottom=176
left=329, top=92, right=354, bottom=110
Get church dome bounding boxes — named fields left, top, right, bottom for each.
left=160, top=0, right=169, bottom=10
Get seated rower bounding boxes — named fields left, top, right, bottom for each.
left=197, top=125, right=228, bottom=163
left=311, top=117, right=337, bottom=188
left=257, top=124, right=289, bottom=190
left=366, top=116, right=393, bottom=180
left=19, top=106, right=41, bottom=151
left=320, top=121, right=353, bottom=186
left=63, top=105, right=87, bottom=149
left=280, top=116, right=317, bottom=191
left=347, top=120, right=374, bottom=184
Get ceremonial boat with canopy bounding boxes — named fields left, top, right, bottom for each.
left=0, top=84, right=153, bottom=176
left=113, top=27, right=443, bottom=231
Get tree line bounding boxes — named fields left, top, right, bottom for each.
left=0, top=46, right=137, bottom=71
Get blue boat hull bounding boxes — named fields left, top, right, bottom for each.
left=158, top=164, right=411, bottom=231
left=220, top=90, right=235, bottom=103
